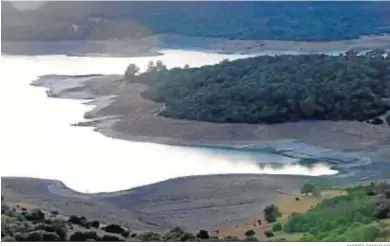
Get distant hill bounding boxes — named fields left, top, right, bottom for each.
left=2, top=1, right=390, bottom=42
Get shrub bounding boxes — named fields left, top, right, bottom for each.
left=244, top=229, right=255, bottom=237
left=130, top=233, right=137, bottom=238
left=263, top=204, right=282, bottom=223
left=121, top=230, right=130, bottom=238
left=301, top=184, right=316, bottom=196
left=91, top=220, right=100, bottom=228
left=2, top=236, right=16, bottom=242
left=51, top=219, right=67, bottom=241
left=69, top=231, right=98, bottom=242
left=25, top=209, right=45, bottom=222
left=68, top=215, right=84, bottom=225
left=42, top=232, right=61, bottom=241
left=196, top=229, right=210, bottom=240
left=25, top=231, right=43, bottom=241
left=373, top=200, right=390, bottom=219
left=69, top=231, right=87, bottom=242
left=264, top=230, right=275, bottom=238
left=295, top=197, right=300, bottom=201
left=102, top=224, right=125, bottom=234
left=51, top=211, right=59, bottom=216
left=181, top=232, right=196, bottom=241
left=272, top=223, right=282, bottom=232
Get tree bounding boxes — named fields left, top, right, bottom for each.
left=245, top=229, right=255, bottom=237
left=263, top=204, right=282, bottom=223
left=196, top=229, right=210, bottom=240
left=91, top=220, right=100, bottom=228
left=300, top=183, right=316, bottom=196
left=121, top=230, right=130, bottom=238
left=124, top=63, right=140, bottom=82
left=155, top=60, right=167, bottom=71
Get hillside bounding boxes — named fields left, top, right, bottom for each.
left=138, top=50, right=390, bottom=125
left=2, top=2, right=390, bottom=42
left=3, top=180, right=390, bottom=241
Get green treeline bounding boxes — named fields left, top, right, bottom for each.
left=138, top=50, right=390, bottom=124
left=2, top=2, right=390, bottom=41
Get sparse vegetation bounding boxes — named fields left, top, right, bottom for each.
left=282, top=182, right=390, bottom=241
left=245, top=229, right=255, bottom=237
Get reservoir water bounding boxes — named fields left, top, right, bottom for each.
left=0, top=49, right=337, bottom=193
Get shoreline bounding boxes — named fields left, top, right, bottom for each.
left=32, top=73, right=390, bottom=183
left=3, top=34, right=390, bottom=57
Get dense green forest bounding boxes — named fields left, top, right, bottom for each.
left=2, top=2, right=390, bottom=41
left=137, top=50, right=390, bottom=125
left=280, top=182, right=390, bottom=241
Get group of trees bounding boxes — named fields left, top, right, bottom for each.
left=140, top=49, right=390, bottom=125
left=280, top=182, right=390, bottom=241
left=3, top=2, right=390, bottom=41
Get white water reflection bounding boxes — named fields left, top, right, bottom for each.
left=0, top=50, right=337, bottom=193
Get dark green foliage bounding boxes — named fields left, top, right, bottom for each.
left=373, top=200, right=390, bottom=219
left=24, top=209, right=45, bottom=222
left=370, top=117, right=384, bottom=125
left=25, top=231, right=43, bottom=241
left=90, top=220, right=100, bottom=229
left=142, top=51, right=390, bottom=124
left=121, top=230, right=130, bottom=238
left=3, top=2, right=390, bottom=42
left=244, top=229, right=255, bottom=237
left=102, top=224, right=125, bottom=234
left=272, top=223, right=282, bottom=232
left=301, top=183, right=316, bottom=196
left=50, top=210, right=59, bottom=216
left=264, top=230, right=275, bottom=238
left=263, top=204, right=282, bottom=223
left=42, top=232, right=61, bottom=241
left=295, top=197, right=300, bottom=201
left=99, top=234, right=124, bottom=241
left=69, top=231, right=99, bottom=242
left=68, top=215, right=87, bottom=226
left=196, top=229, right=210, bottom=240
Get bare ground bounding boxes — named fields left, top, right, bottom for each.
left=1, top=174, right=310, bottom=233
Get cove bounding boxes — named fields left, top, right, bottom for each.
left=1, top=49, right=338, bottom=193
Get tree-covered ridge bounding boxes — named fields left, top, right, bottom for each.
left=2, top=2, right=390, bottom=41
left=138, top=50, right=390, bottom=125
